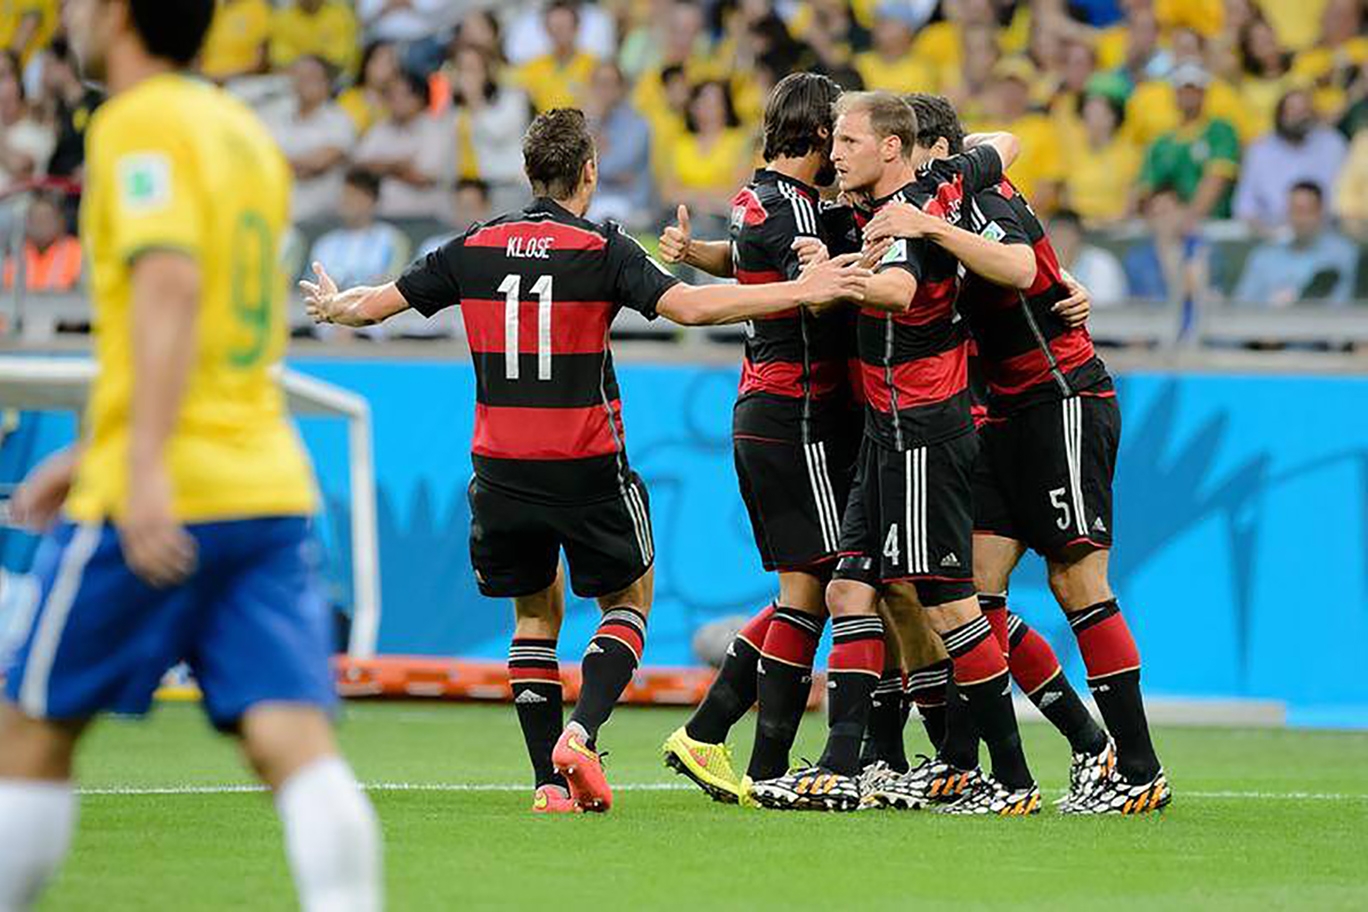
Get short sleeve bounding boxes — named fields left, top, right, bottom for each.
left=874, top=236, right=930, bottom=281
left=971, top=188, right=1030, bottom=246
left=605, top=223, right=680, bottom=318
left=395, top=235, right=463, bottom=317
left=93, top=111, right=205, bottom=264
left=955, top=145, right=1005, bottom=196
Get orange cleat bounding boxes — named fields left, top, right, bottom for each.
left=532, top=784, right=580, bottom=814
left=552, top=725, right=613, bottom=812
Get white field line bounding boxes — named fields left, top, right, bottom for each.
left=75, top=782, right=1368, bottom=801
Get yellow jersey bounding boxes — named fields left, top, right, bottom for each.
left=68, top=73, right=315, bottom=523
left=514, top=51, right=598, bottom=113
left=269, top=0, right=359, bottom=75
left=199, top=0, right=271, bottom=81
left=0, top=0, right=56, bottom=64
left=853, top=51, right=937, bottom=94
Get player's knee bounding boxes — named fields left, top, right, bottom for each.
left=0, top=705, right=80, bottom=780
left=825, top=578, right=876, bottom=618
left=239, top=705, right=338, bottom=791
left=777, top=571, right=827, bottom=615
left=1046, top=550, right=1112, bottom=611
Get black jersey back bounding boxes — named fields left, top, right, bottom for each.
left=960, top=181, right=1111, bottom=414
left=730, top=169, right=852, bottom=441
left=396, top=197, right=679, bottom=504
left=855, top=145, right=1003, bottom=450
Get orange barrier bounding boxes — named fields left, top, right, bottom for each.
left=333, top=656, right=825, bottom=709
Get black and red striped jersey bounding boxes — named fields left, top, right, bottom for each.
left=857, top=145, right=1004, bottom=451
left=959, top=180, right=1112, bottom=414
left=729, top=169, right=852, bottom=442
left=396, top=198, right=680, bottom=504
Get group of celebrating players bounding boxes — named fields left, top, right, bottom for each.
left=0, top=6, right=1169, bottom=911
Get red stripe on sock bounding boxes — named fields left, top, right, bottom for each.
left=761, top=615, right=821, bottom=667
left=829, top=637, right=885, bottom=676
left=596, top=622, right=645, bottom=661
left=981, top=606, right=1009, bottom=655
left=508, top=666, right=562, bottom=685
left=736, top=605, right=777, bottom=652
left=1075, top=613, right=1141, bottom=680
left=952, top=637, right=1009, bottom=686
left=1008, top=626, right=1062, bottom=694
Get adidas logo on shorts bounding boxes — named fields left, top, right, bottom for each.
left=514, top=690, right=547, bottom=704
left=940, top=552, right=961, bottom=568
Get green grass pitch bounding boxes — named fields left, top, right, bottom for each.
left=43, top=701, right=1368, bottom=911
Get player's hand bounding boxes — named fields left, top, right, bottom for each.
left=864, top=201, right=941, bottom=243
left=9, top=446, right=79, bottom=531
left=658, top=204, right=692, bottom=265
left=300, top=262, right=343, bottom=324
left=792, top=237, right=829, bottom=269
left=119, top=462, right=197, bottom=589
left=797, top=252, right=871, bottom=309
left=859, top=237, right=893, bottom=270
left=1054, top=273, right=1092, bottom=327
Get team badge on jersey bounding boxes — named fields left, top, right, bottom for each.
left=980, top=221, right=1005, bottom=242
left=118, top=153, right=171, bottom=212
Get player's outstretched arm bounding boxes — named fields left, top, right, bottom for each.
left=865, top=202, right=1036, bottom=290
left=964, top=132, right=1021, bottom=170
left=859, top=268, right=918, bottom=314
left=658, top=204, right=734, bottom=278
left=300, top=262, right=411, bottom=327
left=655, top=253, right=870, bottom=325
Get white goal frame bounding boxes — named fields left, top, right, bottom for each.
left=0, top=356, right=381, bottom=658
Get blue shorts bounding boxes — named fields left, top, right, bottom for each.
left=3, top=516, right=337, bottom=731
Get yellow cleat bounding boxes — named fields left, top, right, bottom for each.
left=662, top=726, right=743, bottom=804
left=738, top=775, right=760, bottom=809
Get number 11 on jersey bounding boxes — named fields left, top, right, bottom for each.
left=498, top=273, right=554, bottom=381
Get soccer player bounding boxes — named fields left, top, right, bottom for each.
left=750, top=91, right=1041, bottom=815
left=0, top=2, right=382, bottom=909
left=300, top=108, right=870, bottom=814
left=655, top=72, right=856, bottom=805
left=863, top=94, right=1170, bottom=814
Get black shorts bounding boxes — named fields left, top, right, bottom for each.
left=734, top=433, right=858, bottom=572
left=974, top=393, right=1119, bottom=557
left=833, top=433, right=977, bottom=605
left=467, top=472, right=654, bottom=599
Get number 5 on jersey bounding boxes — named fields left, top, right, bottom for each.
left=498, top=273, right=553, bottom=381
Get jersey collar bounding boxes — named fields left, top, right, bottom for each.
left=752, top=168, right=819, bottom=202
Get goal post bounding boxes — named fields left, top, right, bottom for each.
left=0, top=355, right=382, bottom=658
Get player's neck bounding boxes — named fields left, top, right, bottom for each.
left=767, top=155, right=821, bottom=188
left=872, top=161, right=916, bottom=200
left=550, top=192, right=590, bottom=218
left=106, top=38, right=177, bottom=95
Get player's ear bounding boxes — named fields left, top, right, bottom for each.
left=581, top=156, right=598, bottom=193
left=882, top=134, right=900, bottom=164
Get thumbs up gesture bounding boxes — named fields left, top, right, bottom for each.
left=658, top=203, right=693, bottom=265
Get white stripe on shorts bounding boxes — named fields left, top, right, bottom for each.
left=19, top=523, right=101, bottom=718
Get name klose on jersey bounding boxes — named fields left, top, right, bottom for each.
left=507, top=235, right=553, bottom=259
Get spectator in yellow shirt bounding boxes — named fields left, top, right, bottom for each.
left=854, top=3, right=936, bottom=94
left=791, top=0, right=870, bottom=70
left=1236, top=17, right=1297, bottom=140
left=270, top=0, right=359, bottom=76
left=514, top=0, right=597, bottom=113
left=661, top=80, right=753, bottom=224
left=1124, top=29, right=1254, bottom=145
left=1291, top=0, right=1368, bottom=117
left=338, top=40, right=399, bottom=136
left=914, top=0, right=998, bottom=78
left=972, top=57, right=1065, bottom=213
left=941, top=22, right=1000, bottom=121
left=1333, top=126, right=1368, bottom=238
left=199, top=0, right=270, bottom=83
left=0, top=0, right=54, bottom=65
left=1064, top=92, right=1141, bottom=223
left=1049, top=40, right=1100, bottom=140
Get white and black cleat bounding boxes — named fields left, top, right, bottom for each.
left=750, top=766, right=863, bottom=812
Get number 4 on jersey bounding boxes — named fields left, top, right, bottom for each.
left=883, top=523, right=900, bottom=567
left=497, top=273, right=554, bottom=381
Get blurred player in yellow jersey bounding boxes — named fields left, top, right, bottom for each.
left=0, top=2, right=382, bottom=909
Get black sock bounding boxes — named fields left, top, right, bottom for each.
left=861, top=671, right=909, bottom=772
left=1006, top=614, right=1108, bottom=755
left=569, top=607, right=646, bottom=746
left=906, top=660, right=951, bottom=750
left=1070, top=601, right=1161, bottom=782
left=817, top=615, right=885, bottom=776
left=937, top=679, right=980, bottom=771
left=941, top=616, right=1033, bottom=790
left=685, top=605, right=776, bottom=743
left=748, top=607, right=822, bottom=781
left=508, top=638, right=567, bottom=789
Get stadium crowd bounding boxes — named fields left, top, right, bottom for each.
left=3, top=0, right=1368, bottom=318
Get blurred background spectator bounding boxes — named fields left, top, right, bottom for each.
left=417, top=177, right=493, bottom=257
left=39, top=38, right=99, bottom=184
left=659, top=79, right=750, bottom=229
left=270, top=0, right=360, bottom=75
left=447, top=44, right=530, bottom=213
left=1050, top=208, right=1127, bottom=306
left=352, top=69, right=452, bottom=219
left=266, top=55, right=355, bottom=225
left=514, top=0, right=598, bottom=112
left=1124, top=187, right=1210, bottom=303
left=307, top=168, right=409, bottom=299
left=339, top=40, right=399, bottom=135
left=1234, top=181, right=1358, bottom=305
left=200, top=0, right=271, bottom=84
left=585, top=60, right=652, bottom=227
left=1139, top=63, right=1240, bottom=221
left=2, top=190, right=78, bottom=291
left=0, top=66, right=51, bottom=193
left=1234, top=88, right=1347, bottom=229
